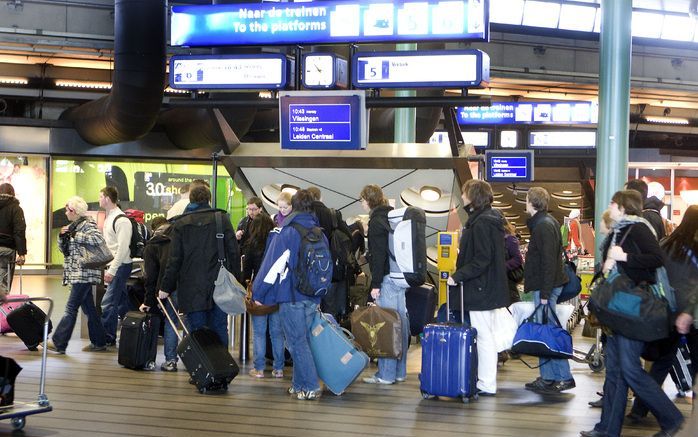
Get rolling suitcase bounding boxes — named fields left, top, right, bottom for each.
left=669, top=336, right=693, bottom=397
left=118, top=311, right=160, bottom=370
left=3, top=301, right=53, bottom=351
left=419, top=283, right=478, bottom=402
left=405, top=283, right=438, bottom=337
left=309, top=311, right=369, bottom=395
left=158, top=297, right=239, bottom=394
left=1, top=263, right=29, bottom=334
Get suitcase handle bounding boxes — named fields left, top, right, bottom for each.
left=445, top=282, right=465, bottom=325
left=157, top=296, right=189, bottom=340
left=4, top=261, right=22, bottom=294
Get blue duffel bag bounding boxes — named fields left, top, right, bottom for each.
left=511, top=303, right=574, bottom=360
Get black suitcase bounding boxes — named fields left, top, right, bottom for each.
left=406, top=284, right=438, bottom=337
left=669, top=337, right=693, bottom=396
left=118, top=311, right=160, bottom=370
left=159, top=298, right=239, bottom=393
left=6, top=302, right=53, bottom=351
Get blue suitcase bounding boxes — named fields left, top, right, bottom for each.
left=309, top=311, right=369, bottom=395
left=419, top=283, right=478, bottom=402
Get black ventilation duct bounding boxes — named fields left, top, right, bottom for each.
left=60, top=0, right=166, bottom=145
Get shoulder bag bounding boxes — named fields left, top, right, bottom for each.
left=212, top=212, right=247, bottom=316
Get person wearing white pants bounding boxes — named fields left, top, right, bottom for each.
left=447, top=179, right=511, bottom=396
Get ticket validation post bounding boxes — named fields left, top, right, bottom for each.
left=437, top=232, right=459, bottom=306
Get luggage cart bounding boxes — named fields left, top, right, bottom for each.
left=572, top=326, right=605, bottom=372
left=0, top=296, right=54, bottom=431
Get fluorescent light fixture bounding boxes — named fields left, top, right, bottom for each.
left=522, top=1, right=561, bottom=28
left=594, top=8, right=601, bottom=32
left=490, top=0, right=524, bottom=25
left=420, top=186, right=442, bottom=202
left=661, top=14, right=694, bottom=41
left=632, top=12, right=664, bottom=38
left=0, top=76, right=28, bottom=85
left=55, top=80, right=111, bottom=90
left=165, top=87, right=189, bottom=94
left=644, top=116, right=690, bottom=125
left=559, top=4, right=597, bottom=32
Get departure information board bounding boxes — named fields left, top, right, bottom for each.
left=484, top=150, right=534, bottom=182
left=169, top=54, right=290, bottom=89
left=279, top=91, right=367, bottom=150
left=171, top=0, right=489, bottom=47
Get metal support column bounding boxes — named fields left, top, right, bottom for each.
left=595, top=0, right=632, bottom=258
left=211, top=152, right=219, bottom=209
left=394, top=43, right=416, bottom=143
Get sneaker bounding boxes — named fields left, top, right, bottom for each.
left=297, top=390, right=321, bottom=400
left=588, top=398, right=603, bottom=408
left=362, top=376, right=394, bottom=385
left=272, top=369, right=284, bottom=378
left=288, top=386, right=300, bottom=395
left=46, top=341, right=66, bottom=354
left=395, top=377, right=406, bottom=383
left=525, top=377, right=553, bottom=392
left=547, top=379, right=576, bottom=392
left=82, top=344, right=107, bottom=352
left=160, top=361, right=178, bottom=372
left=248, top=369, right=264, bottom=378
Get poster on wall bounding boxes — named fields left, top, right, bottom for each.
left=0, top=156, right=47, bottom=268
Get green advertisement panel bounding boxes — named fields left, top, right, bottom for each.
left=50, top=159, right=245, bottom=264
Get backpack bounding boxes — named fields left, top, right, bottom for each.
left=290, top=223, right=333, bottom=298
left=113, top=210, right=149, bottom=259
left=328, top=209, right=357, bottom=282
left=387, top=206, right=427, bottom=287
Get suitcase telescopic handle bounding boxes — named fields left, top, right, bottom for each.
left=157, top=296, right=189, bottom=340
left=445, top=282, right=465, bottom=325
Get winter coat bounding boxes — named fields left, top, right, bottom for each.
left=143, top=224, right=172, bottom=309
left=643, top=197, right=666, bottom=241
left=58, top=217, right=105, bottom=285
left=242, top=240, right=265, bottom=284
left=366, top=204, right=393, bottom=290
left=524, top=211, right=569, bottom=298
left=505, top=233, right=524, bottom=302
left=450, top=206, right=510, bottom=311
left=600, top=218, right=664, bottom=286
left=311, top=200, right=334, bottom=240
left=160, top=208, right=240, bottom=313
left=252, top=212, right=325, bottom=306
left=0, top=195, right=26, bottom=255
left=663, top=248, right=698, bottom=317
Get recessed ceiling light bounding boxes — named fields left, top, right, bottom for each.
left=562, top=190, right=573, bottom=194
left=280, top=184, right=299, bottom=195
left=420, top=186, right=442, bottom=202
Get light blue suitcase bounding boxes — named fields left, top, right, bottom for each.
left=309, top=312, right=369, bottom=395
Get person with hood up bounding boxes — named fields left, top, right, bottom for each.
left=140, top=216, right=179, bottom=372
left=0, top=183, right=26, bottom=296
left=252, top=189, right=326, bottom=400
left=626, top=179, right=666, bottom=240
left=446, top=179, right=510, bottom=396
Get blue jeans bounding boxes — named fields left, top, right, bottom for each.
left=162, top=292, right=179, bottom=362
left=186, top=302, right=229, bottom=348
left=100, top=263, right=132, bottom=344
left=595, top=334, right=684, bottom=437
left=375, top=275, right=409, bottom=382
left=279, top=300, right=320, bottom=392
left=532, top=287, right=572, bottom=382
left=252, top=311, right=284, bottom=371
left=53, top=282, right=106, bottom=350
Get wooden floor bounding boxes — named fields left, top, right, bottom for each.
left=0, top=275, right=693, bottom=436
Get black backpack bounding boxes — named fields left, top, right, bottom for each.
left=328, top=209, right=357, bottom=282
left=290, top=223, right=333, bottom=298
left=113, top=214, right=148, bottom=258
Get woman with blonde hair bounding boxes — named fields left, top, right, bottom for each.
left=48, top=196, right=109, bottom=354
left=273, top=191, right=293, bottom=227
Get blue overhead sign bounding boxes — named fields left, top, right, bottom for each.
left=457, top=101, right=598, bottom=125
left=171, top=0, right=489, bottom=47
left=484, top=150, right=534, bottom=183
left=279, top=91, right=367, bottom=150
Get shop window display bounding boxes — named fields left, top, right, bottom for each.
left=50, top=159, right=245, bottom=264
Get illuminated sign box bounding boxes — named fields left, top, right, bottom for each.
left=279, top=91, right=367, bottom=150
left=169, top=54, right=291, bottom=90
left=529, top=130, right=596, bottom=148
left=352, top=49, right=489, bottom=88
left=484, top=150, right=534, bottom=183
left=457, top=101, right=598, bottom=125
left=171, top=0, right=489, bottom=47
left=429, top=130, right=490, bottom=148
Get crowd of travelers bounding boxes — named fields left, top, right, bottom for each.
left=0, top=176, right=696, bottom=436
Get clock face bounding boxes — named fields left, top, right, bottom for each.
left=303, top=55, right=334, bottom=87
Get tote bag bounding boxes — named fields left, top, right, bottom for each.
left=213, top=265, right=247, bottom=316
left=511, top=303, right=574, bottom=360
left=82, top=243, right=114, bottom=269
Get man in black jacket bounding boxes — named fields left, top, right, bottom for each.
left=236, top=196, right=263, bottom=250
left=523, top=187, right=573, bottom=393
left=0, top=183, right=26, bottom=296
left=159, top=185, right=239, bottom=346
left=626, top=179, right=665, bottom=240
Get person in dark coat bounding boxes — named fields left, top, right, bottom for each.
left=140, top=216, right=178, bottom=372
left=236, top=196, right=263, bottom=250
left=0, top=183, right=26, bottom=296
left=523, top=187, right=573, bottom=393
left=159, top=185, right=240, bottom=347
left=306, top=186, right=334, bottom=240
left=446, top=179, right=510, bottom=395
left=626, top=179, right=666, bottom=240
left=627, top=205, right=698, bottom=424
left=582, top=190, right=684, bottom=437
left=504, top=218, right=524, bottom=304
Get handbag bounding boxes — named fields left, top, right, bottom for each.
left=212, top=212, right=246, bottom=316
left=82, top=242, right=114, bottom=269
left=350, top=305, right=402, bottom=359
left=244, top=280, right=278, bottom=316
left=511, top=303, right=574, bottom=360
left=558, top=261, right=582, bottom=303
left=0, top=355, right=22, bottom=407
left=507, top=265, right=524, bottom=283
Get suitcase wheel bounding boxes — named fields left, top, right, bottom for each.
left=420, top=390, right=435, bottom=400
